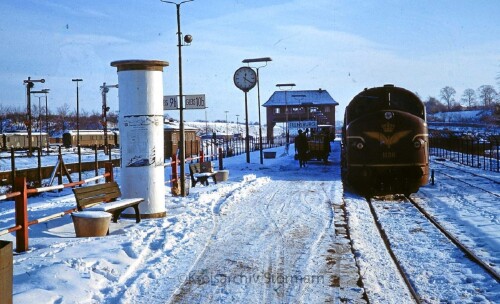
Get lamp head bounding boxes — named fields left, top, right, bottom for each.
left=184, top=34, right=193, bottom=44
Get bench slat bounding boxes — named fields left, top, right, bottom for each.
left=73, top=182, right=121, bottom=209
left=88, top=198, right=144, bottom=212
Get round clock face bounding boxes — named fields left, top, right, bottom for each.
left=233, top=67, right=257, bottom=92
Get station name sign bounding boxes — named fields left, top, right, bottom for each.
left=288, top=120, right=317, bottom=129
left=163, top=94, right=206, bottom=110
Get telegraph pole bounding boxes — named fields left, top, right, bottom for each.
left=23, top=77, right=45, bottom=156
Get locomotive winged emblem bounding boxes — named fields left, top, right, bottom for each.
left=364, top=130, right=411, bottom=148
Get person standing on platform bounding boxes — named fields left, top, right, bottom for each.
left=295, top=129, right=309, bottom=168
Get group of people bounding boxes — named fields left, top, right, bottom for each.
left=294, top=128, right=331, bottom=168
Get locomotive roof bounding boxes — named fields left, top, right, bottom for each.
left=346, top=85, right=425, bottom=121
left=262, top=89, right=338, bottom=107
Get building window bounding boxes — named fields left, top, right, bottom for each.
left=274, top=108, right=280, bottom=114
left=324, top=106, right=330, bottom=113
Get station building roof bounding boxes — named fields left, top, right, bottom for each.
left=262, top=89, right=338, bottom=107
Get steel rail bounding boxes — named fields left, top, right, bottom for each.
left=407, top=196, right=500, bottom=282
left=366, top=198, right=422, bottom=304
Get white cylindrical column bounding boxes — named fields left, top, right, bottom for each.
left=110, top=60, right=169, bottom=218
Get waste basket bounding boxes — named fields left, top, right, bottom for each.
left=0, top=240, right=13, bottom=304
left=72, top=211, right=111, bottom=237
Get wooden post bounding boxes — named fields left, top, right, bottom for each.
left=218, top=147, right=223, bottom=170
left=172, top=154, right=178, bottom=182
left=10, top=148, right=15, bottom=188
left=200, top=150, right=204, bottom=163
left=58, top=146, right=63, bottom=186
left=78, top=145, right=82, bottom=182
left=14, top=177, right=28, bottom=253
left=94, top=145, right=98, bottom=181
left=105, top=162, right=114, bottom=183
left=37, top=148, right=42, bottom=187
left=0, top=240, right=13, bottom=304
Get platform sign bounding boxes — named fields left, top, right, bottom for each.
left=288, top=120, right=317, bottom=130
left=163, top=95, right=178, bottom=110
left=185, top=94, right=206, bottom=109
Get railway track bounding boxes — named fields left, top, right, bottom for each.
left=364, top=195, right=499, bottom=303
left=432, top=161, right=500, bottom=198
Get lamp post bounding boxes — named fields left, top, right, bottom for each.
left=243, top=57, right=272, bottom=164
left=72, top=79, right=83, bottom=146
left=23, top=77, right=45, bottom=156
left=161, top=0, right=194, bottom=197
left=31, top=89, right=50, bottom=153
left=100, top=82, right=119, bottom=154
left=276, top=83, right=296, bottom=151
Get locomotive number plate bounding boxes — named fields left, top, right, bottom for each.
left=382, top=151, right=396, bottom=159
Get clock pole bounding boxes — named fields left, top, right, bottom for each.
left=244, top=91, right=250, bottom=163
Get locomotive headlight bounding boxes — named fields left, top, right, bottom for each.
left=413, top=139, right=424, bottom=149
left=356, top=142, right=364, bottom=150
left=384, top=112, right=394, bottom=120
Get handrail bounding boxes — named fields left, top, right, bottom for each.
left=0, top=162, right=114, bottom=252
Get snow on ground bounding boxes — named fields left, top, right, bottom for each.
left=1, top=141, right=499, bottom=303
left=1, top=141, right=360, bottom=303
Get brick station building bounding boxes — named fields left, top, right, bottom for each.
left=262, top=88, right=338, bottom=140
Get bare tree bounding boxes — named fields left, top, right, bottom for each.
left=477, top=85, right=497, bottom=108
left=461, top=88, right=476, bottom=108
left=424, top=96, right=446, bottom=115
left=440, top=86, right=456, bottom=110
left=56, top=103, right=71, bottom=132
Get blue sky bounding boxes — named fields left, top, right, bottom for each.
left=0, top=0, right=498, bottom=123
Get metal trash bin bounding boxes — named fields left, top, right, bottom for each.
left=0, top=240, right=13, bottom=304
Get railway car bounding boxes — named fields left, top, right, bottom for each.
left=62, top=130, right=119, bottom=148
left=341, top=84, right=429, bottom=195
left=1, top=132, right=49, bottom=151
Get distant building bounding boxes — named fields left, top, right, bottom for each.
left=262, top=88, right=338, bottom=139
left=164, top=122, right=200, bottom=159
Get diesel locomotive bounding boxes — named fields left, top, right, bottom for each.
left=341, top=84, right=429, bottom=195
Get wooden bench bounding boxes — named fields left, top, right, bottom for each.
left=189, top=162, right=217, bottom=187
left=72, top=182, right=144, bottom=223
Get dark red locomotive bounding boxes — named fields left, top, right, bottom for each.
left=341, top=85, right=429, bottom=195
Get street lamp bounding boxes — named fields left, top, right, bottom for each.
left=72, top=79, right=83, bottom=146
left=161, top=0, right=194, bottom=197
left=23, top=77, right=45, bottom=156
left=31, top=89, right=50, bottom=153
left=276, top=83, right=296, bottom=153
left=100, top=82, right=118, bottom=154
left=243, top=57, right=272, bottom=164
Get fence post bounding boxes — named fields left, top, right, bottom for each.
left=78, top=145, right=82, bottom=182
left=104, top=162, right=114, bottom=183
left=58, top=146, right=63, bottom=186
left=14, top=177, right=28, bottom=253
left=94, top=145, right=98, bottom=180
left=10, top=148, right=15, bottom=188
left=172, top=154, right=178, bottom=183
left=218, top=147, right=223, bottom=170
left=37, top=148, right=42, bottom=187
